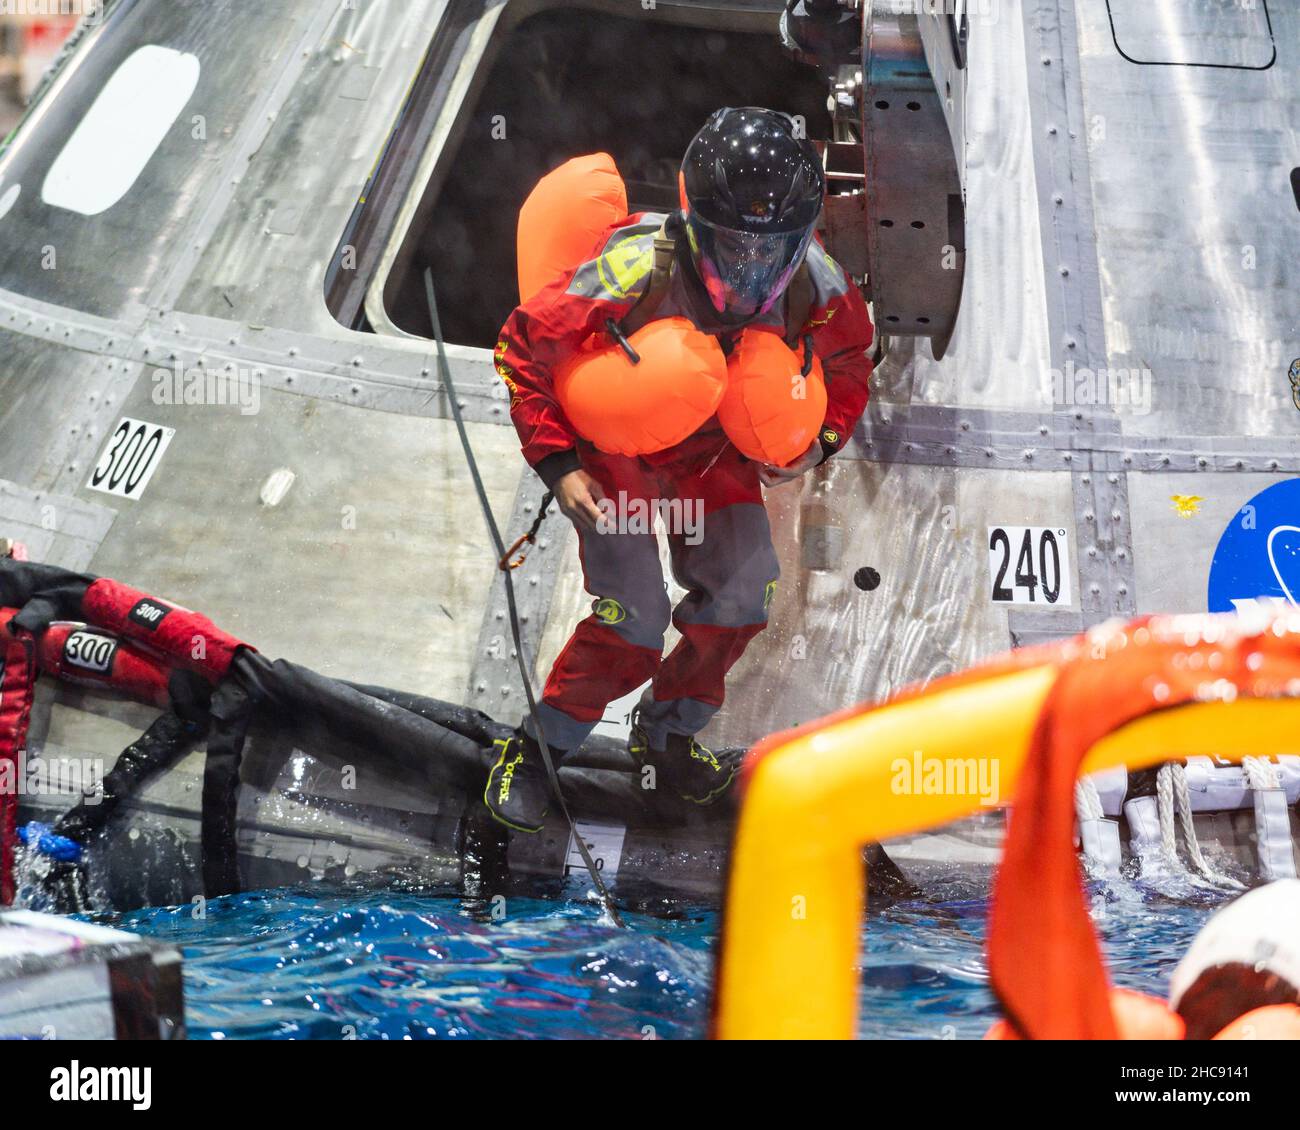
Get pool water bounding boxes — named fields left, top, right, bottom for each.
left=102, top=876, right=1226, bottom=1040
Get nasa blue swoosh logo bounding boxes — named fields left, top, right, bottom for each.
left=1207, top=479, right=1300, bottom=612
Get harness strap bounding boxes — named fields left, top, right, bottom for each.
left=653, top=230, right=675, bottom=276
left=55, top=711, right=199, bottom=849
left=619, top=221, right=677, bottom=337
left=784, top=261, right=815, bottom=344
left=83, top=579, right=252, bottom=682
left=200, top=678, right=254, bottom=898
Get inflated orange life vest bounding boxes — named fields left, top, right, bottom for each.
left=517, top=153, right=629, bottom=306
left=516, top=155, right=827, bottom=464
left=554, top=317, right=728, bottom=458
left=719, top=328, right=827, bottom=466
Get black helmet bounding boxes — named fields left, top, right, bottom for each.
left=680, top=107, right=825, bottom=318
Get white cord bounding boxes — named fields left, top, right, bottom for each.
left=1074, top=776, right=1105, bottom=823
left=1243, top=755, right=1281, bottom=791
left=1157, top=763, right=1179, bottom=867
left=1161, top=762, right=1245, bottom=890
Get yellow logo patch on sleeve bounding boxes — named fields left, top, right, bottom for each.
left=594, top=598, right=628, bottom=625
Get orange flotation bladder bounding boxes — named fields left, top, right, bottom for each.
left=517, top=153, right=628, bottom=304
left=555, top=318, right=728, bottom=456
left=718, top=328, right=827, bottom=466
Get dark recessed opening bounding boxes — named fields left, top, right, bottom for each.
left=880, top=219, right=894, bottom=227
left=917, top=316, right=931, bottom=325
left=906, top=101, right=921, bottom=111
left=911, top=220, right=925, bottom=229
left=1292, top=167, right=1300, bottom=212
left=374, top=8, right=832, bottom=346
left=947, top=193, right=967, bottom=254
left=885, top=315, right=900, bottom=323
left=854, top=567, right=882, bottom=592
left=875, top=100, right=890, bottom=110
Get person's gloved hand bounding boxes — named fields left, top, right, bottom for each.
left=554, top=468, right=607, bottom=532
left=759, top=440, right=822, bottom=487
left=17, top=822, right=83, bottom=863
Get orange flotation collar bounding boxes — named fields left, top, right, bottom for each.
left=554, top=317, right=728, bottom=457
left=718, top=327, right=827, bottom=466
left=987, top=616, right=1300, bottom=1039
left=517, top=153, right=628, bottom=305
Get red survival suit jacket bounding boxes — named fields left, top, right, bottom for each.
left=496, top=211, right=875, bottom=489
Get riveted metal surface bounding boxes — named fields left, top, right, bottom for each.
left=466, top=475, right=571, bottom=724
left=0, top=480, right=115, bottom=572
left=1074, top=0, right=1299, bottom=445
left=1020, top=0, right=1137, bottom=633
left=861, top=6, right=967, bottom=355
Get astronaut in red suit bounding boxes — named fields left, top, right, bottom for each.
left=487, top=107, right=875, bottom=832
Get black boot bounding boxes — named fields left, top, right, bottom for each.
left=483, top=731, right=564, bottom=834
left=629, top=715, right=735, bottom=805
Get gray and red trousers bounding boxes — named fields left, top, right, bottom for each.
left=526, top=441, right=779, bottom=753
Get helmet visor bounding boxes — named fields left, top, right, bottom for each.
left=686, top=212, right=816, bottom=318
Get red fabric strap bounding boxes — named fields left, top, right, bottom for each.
left=0, top=611, right=38, bottom=905
left=34, top=622, right=173, bottom=709
left=83, top=579, right=251, bottom=681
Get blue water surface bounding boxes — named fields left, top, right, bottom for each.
left=102, top=877, right=1223, bottom=1040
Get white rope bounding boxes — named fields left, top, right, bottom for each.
left=1151, top=763, right=1240, bottom=889
left=1074, top=776, right=1113, bottom=876
left=1157, top=763, right=1179, bottom=866
left=1243, top=755, right=1282, bottom=791
left=1172, top=763, right=1212, bottom=877
left=1173, top=763, right=1245, bottom=890
left=1074, top=776, right=1105, bottom=823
